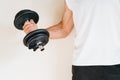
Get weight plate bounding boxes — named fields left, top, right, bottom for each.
left=23, top=29, right=49, bottom=47
left=14, top=9, right=39, bottom=30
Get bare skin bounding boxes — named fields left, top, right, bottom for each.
left=23, top=2, right=74, bottom=39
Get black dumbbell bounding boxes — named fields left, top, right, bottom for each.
left=14, top=9, right=49, bottom=51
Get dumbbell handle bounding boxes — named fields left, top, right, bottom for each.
left=23, top=20, right=38, bottom=34
left=37, top=42, right=45, bottom=51
left=24, top=20, right=45, bottom=51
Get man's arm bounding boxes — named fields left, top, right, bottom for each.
left=23, top=2, right=74, bottom=39
left=46, top=3, right=74, bottom=39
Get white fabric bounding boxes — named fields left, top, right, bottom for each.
left=66, top=0, right=120, bottom=66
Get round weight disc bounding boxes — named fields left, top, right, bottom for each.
left=23, top=29, right=49, bottom=47
left=14, top=9, right=39, bottom=30
left=27, top=34, right=49, bottom=50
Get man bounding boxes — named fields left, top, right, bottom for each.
left=23, top=0, right=120, bottom=80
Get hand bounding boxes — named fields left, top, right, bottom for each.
left=23, top=19, right=38, bottom=34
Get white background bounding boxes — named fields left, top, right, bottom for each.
left=0, top=0, right=74, bottom=80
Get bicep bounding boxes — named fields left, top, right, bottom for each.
left=62, top=2, right=74, bottom=34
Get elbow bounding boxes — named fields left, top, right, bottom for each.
left=61, top=27, right=73, bottom=39
left=61, top=30, right=70, bottom=38
left=61, top=34, right=68, bottom=38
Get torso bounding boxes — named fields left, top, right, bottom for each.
left=66, top=0, right=120, bottom=66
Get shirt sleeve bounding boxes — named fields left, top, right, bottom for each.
left=65, top=0, right=72, bottom=10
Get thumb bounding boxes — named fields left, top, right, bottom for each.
left=24, top=20, right=31, bottom=26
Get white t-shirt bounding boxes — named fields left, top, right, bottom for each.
left=66, top=0, right=120, bottom=66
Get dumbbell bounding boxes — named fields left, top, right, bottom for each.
left=14, top=9, right=49, bottom=51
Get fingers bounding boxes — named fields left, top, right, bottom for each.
left=23, top=19, right=38, bottom=34
left=30, top=19, right=35, bottom=24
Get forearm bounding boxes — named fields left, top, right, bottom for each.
left=46, top=21, right=68, bottom=39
